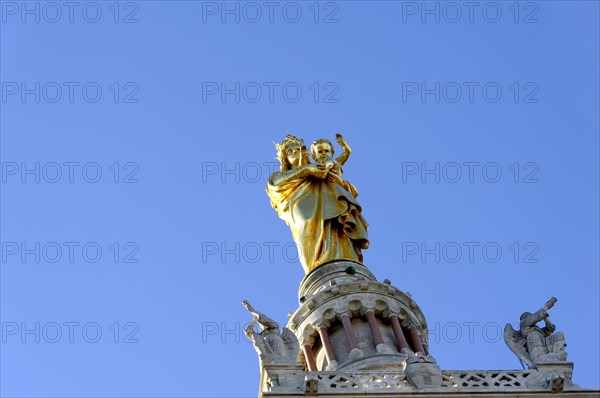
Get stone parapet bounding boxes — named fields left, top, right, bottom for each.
left=259, top=367, right=595, bottom=397
left=249, top=261, right=594, bottom=397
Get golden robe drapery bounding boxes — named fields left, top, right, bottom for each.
left=267, top=173, right=369, bottom=274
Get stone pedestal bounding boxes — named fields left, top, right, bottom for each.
left=405, top=354, right=442, bottom=389
left=288, top=261, right=435, bottom=382
left=525, top=361, right=577, bottom=390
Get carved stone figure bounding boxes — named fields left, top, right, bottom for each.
left=504, top=297, right=568, bottom=368
left=405, top=353, right=443, bottom=389
left=243, top=300, right=300, bottom=367
left=310, top=134, right=358, bottom=198
left=266, top=134, right=369, bottom=274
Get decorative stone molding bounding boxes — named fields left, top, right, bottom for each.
left=298, top=260, right=376, bottom=301
left=260, top=367, right=591, bottom=396
left=289, top=284, right=429, bottom=344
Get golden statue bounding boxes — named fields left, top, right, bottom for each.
left=266, top=134, right=369, bottom=274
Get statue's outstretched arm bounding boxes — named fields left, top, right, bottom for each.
left=271, top=168, right=307, bottom=185
left=529, top=308, right=549, bottom=325
left=271, top=165, right=327, bottom=185
left=243, top=300, right=279, bottom=330
left=245, top=316, right=258, bottom=340
left=540, top=297, right=557, bottom=335
left=543, top=318, right=556, bottom=335
left=335, top=133, right=351, bottom=166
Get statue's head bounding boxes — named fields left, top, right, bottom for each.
left=520, top=312, right=533, bottom=321
left=311, top=139, right=334, bottom=162
left=276, top=134, right=307, bottom=171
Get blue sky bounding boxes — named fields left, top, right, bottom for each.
left=1, top=1, right=598, bottom=396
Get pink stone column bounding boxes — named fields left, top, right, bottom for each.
left=365, top=310, right=385, bottom=347
left=405, top=324, right=425, bottom=354
left=389, top=315, right=409, bottom=351
left=340, top=314, right=359, bottom=350
left=318, top=326, right=337, bottom=363
left=303, top=344, right=317, bottom=371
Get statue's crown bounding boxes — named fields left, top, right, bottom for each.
left=275, top=134, right=304, bottom=157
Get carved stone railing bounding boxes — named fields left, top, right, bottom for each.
left=442, top=370, right=533, bottom=389
left=313, top=372, right=413, bottom=392
left=260, top=368, right=569, bottom=395
left=310, top=370, right=533, bottom=392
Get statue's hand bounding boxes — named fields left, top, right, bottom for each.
left=335, top=133, right=345, bottom=143
left=326, top=172, right=343, bottom=185
left=544, top=318, right=555, bottom=328
left=544, top=297, right=557, bottom=311
left=242, top=300, right=255, bottom=313
left=304, top=164, right=328, bottom=179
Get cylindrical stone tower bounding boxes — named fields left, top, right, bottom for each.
left=287, top=260, right=441, bottom=385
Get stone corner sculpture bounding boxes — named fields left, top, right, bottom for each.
left=504, top=297, right=568, bottom=368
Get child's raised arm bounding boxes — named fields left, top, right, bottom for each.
left=335, top=133, right=351, bottom=165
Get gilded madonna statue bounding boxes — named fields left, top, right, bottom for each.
left=266, top=134, right=369, bottom=274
